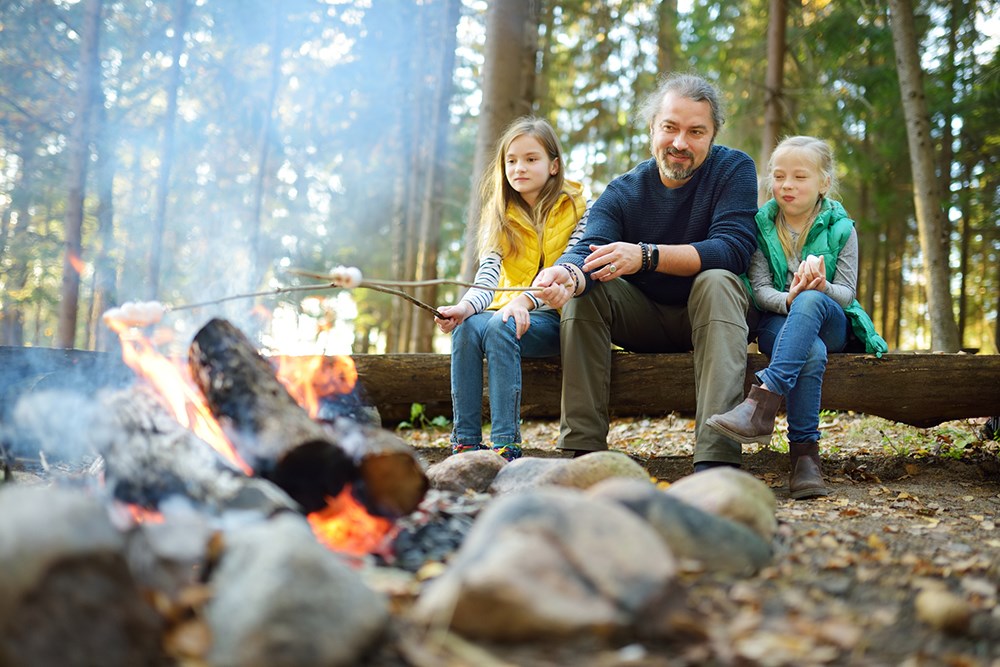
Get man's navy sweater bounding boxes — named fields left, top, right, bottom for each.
left=558, top=144, right=759, bottom=305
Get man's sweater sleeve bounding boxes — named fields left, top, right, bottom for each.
left=689, top=152, right=759, bottom=274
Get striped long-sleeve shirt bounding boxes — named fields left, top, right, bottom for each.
left=461, top=204, right=590, bottom=314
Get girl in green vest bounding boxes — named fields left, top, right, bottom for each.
left=706, top=136, right=887, bottom=498
left=435, top=117, right=588, bottom=461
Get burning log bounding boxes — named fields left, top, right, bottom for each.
left=96, top=386, right=299, bottom=515
left=325, top=417, right=429, bottom=519
left=188, top=318, right=427, bottom=517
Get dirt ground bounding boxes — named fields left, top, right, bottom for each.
left=394, top=413, right=1000, bottom=666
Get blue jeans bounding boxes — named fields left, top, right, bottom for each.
left=756, top=291, right=848, bottom=444
left=450, top=309, right=561, bottom=446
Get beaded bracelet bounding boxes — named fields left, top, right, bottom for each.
left=558, top=263, right=581, bottom=295
left=639, top=242, right=650, bottom=272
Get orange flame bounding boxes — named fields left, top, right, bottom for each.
left=107, top=321, right=252, bottom=475
left=274, top=355, right=358, bottom=418
left=127, top=504, right=164, bottom=524
left=307, top=486, right=393, bottom=556
left=108, top=323, right=390, bottom=556
left=67, top=251, right=85, bottom=275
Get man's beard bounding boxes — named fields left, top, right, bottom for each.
left=655, top=146, right=701, bottom=181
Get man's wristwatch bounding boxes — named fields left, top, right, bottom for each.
left=649, top=244, right=660, bottom=271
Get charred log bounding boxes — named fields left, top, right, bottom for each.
left=325, top=418, right=429, bottom=519
left=188, top=318, right=354, bottom=513
left=188, top=318, right=427, bottom=517
left=97, top=386, right=298, bottom=515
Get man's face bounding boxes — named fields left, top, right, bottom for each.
left=649, top=92, right=715, bottom=187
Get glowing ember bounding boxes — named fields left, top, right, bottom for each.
left=125, top=503, right=164, bottom=524
left=274, top=355, right=358, bottom=419
left=308, top=486, right=393, bottom=556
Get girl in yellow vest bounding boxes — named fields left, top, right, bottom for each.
left=435, top=117, right=588, bottom=461
left=706, top=136, right=886, bottom=498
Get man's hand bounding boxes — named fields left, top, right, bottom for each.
left=533, top=265, right=577, bottom=309
left=582, top=243, right=641, bottom=281
left=435, top=302, right=473, bottom=333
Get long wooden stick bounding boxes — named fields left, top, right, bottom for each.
left=169, top=270, right=545, bottom=317
left=168, top=282, right=446, bottom=318
left=286, top=268, right=543, bottom=293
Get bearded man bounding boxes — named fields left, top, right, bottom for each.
left=533, top=72, right=759, bottom=472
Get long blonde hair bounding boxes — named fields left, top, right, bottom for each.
left=769, top=135, right=839, bottom=257
left=477, top=117, right=568, bottom=259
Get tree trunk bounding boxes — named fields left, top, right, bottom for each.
left=887, top=0, right=961, bottom=351
left=758, top=0, right=787, bottom=203
left=91, top=98, right=119, bottom=353
left=351, top=352, right=1000, bottom=429
left=388, top=2, right=422, bottom=353
left=410, top=0, right=461, bottom=353
left=460, top=0, right=539, bottom=281
left=57, top=0, right=102, bottom=349
left=656, top=0, right=680, bottom=75
left=146, top=0, right=188, bottom=300
left=1, top=135, right=36, bottom=347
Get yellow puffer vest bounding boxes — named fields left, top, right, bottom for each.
left=489, top=180, right=586, bottom=310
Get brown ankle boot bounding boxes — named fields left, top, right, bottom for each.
left=788, top=441, right=830, bottom=499
left=705, top=385, right=782, bottom=445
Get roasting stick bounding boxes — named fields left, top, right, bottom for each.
left=286, top=267, right=546, bottom=319
left=286, top=268, right=545, bottom=294
left=102, top=265, right=546, bottom=328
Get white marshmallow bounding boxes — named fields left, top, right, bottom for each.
left=330, top=265, right=363, bottom=288
left=102, top=300, right=166, bottom=327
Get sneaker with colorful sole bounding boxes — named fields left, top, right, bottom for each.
left=451, top=443, right=487, bottom=456
left=491, top=443, right=523, bottom=462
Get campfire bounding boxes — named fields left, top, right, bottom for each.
left=0, top=315, right=443, bottom=665
left=100, top=316, right=428, bottom=556
left=0, top=314, right=783, bottom=666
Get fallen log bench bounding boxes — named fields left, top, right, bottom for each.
left=351, top=352, right=1000, bottom=429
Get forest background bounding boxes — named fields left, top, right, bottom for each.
left=0, top=0, right=997, bottom=359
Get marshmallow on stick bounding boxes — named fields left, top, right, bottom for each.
left=102, top=301, right=167, bottom=328
left=328, top=265, right=363, bottom=289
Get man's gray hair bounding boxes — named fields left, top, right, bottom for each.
left=638, top=73, right=726, bottom=136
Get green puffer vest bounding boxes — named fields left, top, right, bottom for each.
left=750, top=198, right=888, bottom=357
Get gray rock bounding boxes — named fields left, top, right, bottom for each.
left=206, top=513, right=389, bottom=667
left=488, top=456, right=567, bottom=494
left=664, top=467, right=778, bottom=540
left=0, top=486, right=168, bottom=667
left=426, top=449, right=506, bottom=493
left=588, top=477, right=772, bottom=575
left=411, top=487, right=677, bottom=640
left=535, top=450, right=651, bottom=489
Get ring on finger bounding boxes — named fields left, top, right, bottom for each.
left=609, top=264, right=617, bottom=274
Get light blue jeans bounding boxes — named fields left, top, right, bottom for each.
left=450, top=309, right=561, bottom=446
left=756, top=290, right=848, bottom=444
